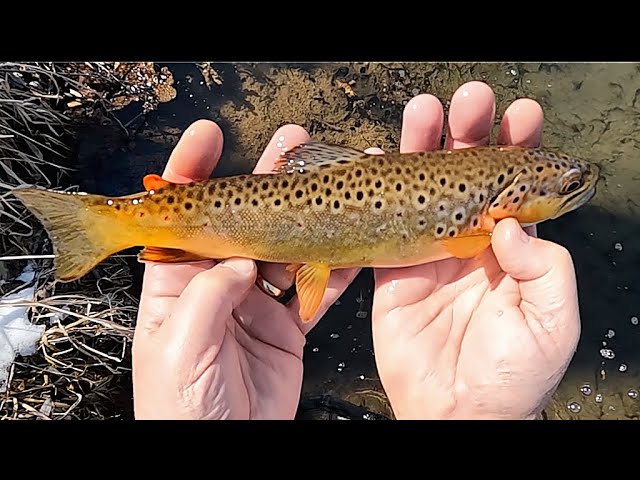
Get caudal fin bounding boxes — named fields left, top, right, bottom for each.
left=12, top=187, right=132, bottom=282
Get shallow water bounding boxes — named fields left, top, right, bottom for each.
left=73, top=62, right=640, bottom=420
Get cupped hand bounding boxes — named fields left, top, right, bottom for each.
left=372, top=82, right=581, bottom=420
left=132, top=121, right=359, bottom=420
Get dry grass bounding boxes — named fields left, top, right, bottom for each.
left=0, top=62, right=176, bottom=420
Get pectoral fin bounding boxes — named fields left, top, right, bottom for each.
left=295, top=263, right=332, bottom=323
left=441, top=233, right=492, bottom=259
left=138, top=246, right=210, bottom=263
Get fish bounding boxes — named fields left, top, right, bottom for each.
left=12, top=141, right=600, bottom=323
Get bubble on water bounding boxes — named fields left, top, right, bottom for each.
left=347, top=324, right=352, bottom=330
left=602, top=341, right=608, bottom=347
left=605, top=329, right=616, bottom=339
left=189, top=93, right=193, bottom=98
left=567, top=401, right=582, bottom=413
left=600, top=348, right=615, bottom=360
left=595, top=393, right=604, bottom=403
left=312, top=347, right=319, bottom=353
left=631, top=316, right=639, bottom=326
left=510, top=69, right=518, bottom=76
left=356, top=310, right=368, bottom=319
left=619, top=363, right=628, bottom=373
left=579, top=384, right=593, bottom=396
left=600, top=368, right=607, bottom=380
left=334, top=300, right=341, bottom=306
left=614, top=242, right=623, bottom=251
left=330, top=333, right=340, bottom=339
left=338, top=361, right=345, bottom=368
left=358, top=374, right=365, bottom=380
left=628, top=389, right=639, bottom=399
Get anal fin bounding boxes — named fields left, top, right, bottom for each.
left=441, top=233, right=492, bottom=259
left=138, top=246, right=210, bottom=263
left=295, top=263, right=332, bottom=323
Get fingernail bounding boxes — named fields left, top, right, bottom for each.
left=220, top=258, right=254, bottom=275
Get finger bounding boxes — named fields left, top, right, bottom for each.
left=163, top=119, right=224, bottom=183
left=251, top=125, right=312, bottom=290
left=497, top=98, right=544, bottom=147
left=491, top=218, right=573, bottom=282
left=444, top=81, right=496, bottom=149
left=491, top=217, right=580, bottom=347
left=399, top=94, right=445, bottom=153
left=137, top=120, right=223, bottom=334
left=253, top=124, right=310, bottom=174
left=161, top=258, right=258, bottom=360
left=287, top=266, right=362, bottom=335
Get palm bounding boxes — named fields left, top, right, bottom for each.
left=206, top=291, right=306, bottom=420
left=373, top=249, right=559, bottom=419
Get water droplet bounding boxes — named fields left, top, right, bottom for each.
left=605, top=329, right=616, bottom=339
left=600, top=368, right=607, bottom=380
left=595, top=393, right=604, bottom=403
left=330, top=333, right=340, bottom=339
left=602, top=341, right=608, bottom=347
left=619, top=363, right=628, bottom=372
left=356, top=310, right=368, bottom=319
left=628, top=389, right=639, bottom=399
left=510, top=68, right=518, bottom=76
left=334, top=300, right=341, bottom=306
left=567, top=401, right=582, bottom=413
left=600, top=348, right=615, bottom=360
left=338, top=361, right=345, bottom=368
left=579, top=384, right=593, bottom=395
left=337, top=367, right=343, bottom=373
left=497, top=310, right=504, bottom=317
left=358, top=374, right=365, bottom=380
left=189, top=93, right=193, bottom=98
left=614, top=242, right=623, bottom=251
left=312, top=347, right=319, bottom=353
left=631, top=316, right=638, bottom=326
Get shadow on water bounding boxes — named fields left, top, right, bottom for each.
left=69, top=62, right=640, bottom=419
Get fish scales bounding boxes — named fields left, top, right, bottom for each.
left=94, top=144, right=597, bottom=268
left=12, top=141, right=600, bottom=322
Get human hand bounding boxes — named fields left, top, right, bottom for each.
left=371, top=82, right=581, bottom=420
left=132, top=121, right=360, bottom=420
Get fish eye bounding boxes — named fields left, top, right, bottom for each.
left=559, top=168, right=583, bottom=195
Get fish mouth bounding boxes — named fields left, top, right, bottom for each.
left=552, top=183, right=597, bottom=219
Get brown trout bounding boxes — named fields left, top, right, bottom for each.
left=12, top=142, right=600, bottom=322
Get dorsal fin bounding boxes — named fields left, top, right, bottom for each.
left=272, top=141, right=369, bottom=174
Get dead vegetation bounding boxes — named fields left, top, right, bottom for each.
left=0, top=62, right=176, bottom=420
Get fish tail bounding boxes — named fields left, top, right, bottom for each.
left=12, top=187, right=134, bottom=282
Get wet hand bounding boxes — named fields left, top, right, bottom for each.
left=132, top=121, right=359, bottom=420
left=372, top=82, right=581, bottom=419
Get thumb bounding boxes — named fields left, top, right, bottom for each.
left=491, top=218, right=574, bottom=282
left=161, top=257, right=257, bottom=348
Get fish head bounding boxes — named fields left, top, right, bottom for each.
left=488, top=151, right=600, bottom=226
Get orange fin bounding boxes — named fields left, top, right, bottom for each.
left=272, top=141, right=369, bottom=174
left=143, top=174, right=170, bottom=192
left=138, top=246, right=210, bottom=263
left=294, top=262, right=332, bottom=323
left=441, top=233, right=492, bottom=259
left=286, top=263, right=303, bottom=282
